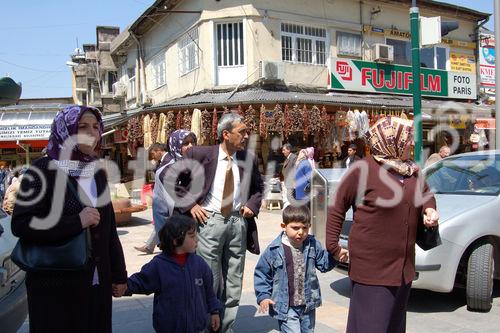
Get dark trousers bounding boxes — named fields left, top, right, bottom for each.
left=346, top=280, right=412, bottom=333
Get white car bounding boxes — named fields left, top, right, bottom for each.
left=414, top=150, right=500, bottom=312
left=0, top=208, right=28, bottom=332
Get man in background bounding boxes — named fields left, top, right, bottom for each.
left=425, top=145, right=451, bottom=168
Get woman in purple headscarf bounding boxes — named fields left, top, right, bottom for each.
left=134, top=129, right=197, bottom=254
left=12, top=105, right=127, bottom=333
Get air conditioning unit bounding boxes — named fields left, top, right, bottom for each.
left=259, top=61, right=284, bottom=81
left=142, top=93, right=153, bottom=106
left=372, top=43, right=394, bottom=63
left=112, top=82, right=127, bottom=98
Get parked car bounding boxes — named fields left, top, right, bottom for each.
left=320, top=151, right=500, bottom=312
left=0, top=208, right=28, bottom=332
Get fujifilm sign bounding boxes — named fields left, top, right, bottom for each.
left=329, top=58, right=476, bottom=100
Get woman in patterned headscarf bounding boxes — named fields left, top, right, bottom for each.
left=12, top=105, right=127, bottom=333
left=294, top=147, right=315, bottom=201
left=326, top=117, right=439, bottom=333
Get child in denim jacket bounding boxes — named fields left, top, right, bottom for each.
left=254, top=205, right=336, bottom=332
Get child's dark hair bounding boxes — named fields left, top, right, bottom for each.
left=282, top=205, right=310, bottom=225
left=158, top=215, right=196, bottom=254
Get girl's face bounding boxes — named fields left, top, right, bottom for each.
left=77, top=112, right=100, bottom=155
left=175, top=228, right=198, bottom=254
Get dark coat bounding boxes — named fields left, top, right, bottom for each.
left=281, top=153, right=297, bottom=188
left=178, top=145, right=263, bottom=216
left=326, top=157, right=436, bottom=286
left=11, top=156, right=127, bottom=333
left=127, top=253, right=221, bottom=333
left=341, top=155, right=361, bottom=168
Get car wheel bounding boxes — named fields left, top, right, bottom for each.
left=466, top=242, right=494, bottom=312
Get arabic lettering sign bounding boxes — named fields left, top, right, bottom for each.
left=329, top=58, right=476, bottom=100
left=0, top=124, right=51, bottom=141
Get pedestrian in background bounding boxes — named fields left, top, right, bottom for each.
left=326, top=116, right=438, bottom=333
left=254, top=205, right=336, bottom=332
left=3, top=169, right=24, bottom=215
left=424, top=145, right=451, bottom=168
left=178, top=112, right=263, bottom=332
left=281, top=143, right=297, bottom=204
left=12, top=105, right=127, bottom=333
left=294, top=147, right=315, bottom=201
left=125, top=215, right=221, bottom=332
left=341, top=144, right=361, bottom=168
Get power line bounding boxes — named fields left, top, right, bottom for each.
left=0, top=58, right=66, bottom=73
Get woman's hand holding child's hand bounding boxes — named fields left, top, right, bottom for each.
left=259, top=299, right=276, bottom=313
left=112, top=283, right=127, bottom=297
left=211, top=314, right=220, bottom=331
left=79, top=207, right=100, bottom=228
left=334, top=247, right=349, bottom=263
left=423, top=208, right=439, bottom=228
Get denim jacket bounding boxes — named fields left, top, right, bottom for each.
left=254, top=232, right=336, bottom=320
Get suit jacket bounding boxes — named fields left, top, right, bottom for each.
left=341, top=155, right=361, bottom=168
left=282, top=153, right=297, bottom=188
left=179, top=145, right=264, bottom=216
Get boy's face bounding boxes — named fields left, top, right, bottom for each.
left=281, top=221, right=310, bottom=248
left=176, top=229, right=198, bottom=254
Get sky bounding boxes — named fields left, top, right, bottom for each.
left=0, top=0, right=495, bottom=100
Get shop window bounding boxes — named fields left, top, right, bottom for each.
left=281, top=23, right=327, bottom=65
left=387, top=38, right=412, bottom=65
left=127, top=67, right=136, bottom=99
left=216, top=22, right=244, bottom=67
left=336, top=31, right=361, bottom=57
left=178, top=28, right=199, bottom=75
left=149, top=52, right=166, bottom=89
left=387, top=38, right=448, bottom=69
left=107, top=71, right=117, bottom=94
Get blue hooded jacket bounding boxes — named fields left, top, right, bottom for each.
left=127, top=253, right=220, bottom=332
left=254, top=232, right=336, bottom=320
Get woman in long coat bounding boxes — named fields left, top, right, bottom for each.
left=12, top=105, right=127, bottom=333
left=326, top=117, right=439, bottom=333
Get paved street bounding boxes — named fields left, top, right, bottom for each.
left=19, top=208, right=499, bottom=332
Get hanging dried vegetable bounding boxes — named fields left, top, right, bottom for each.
left=259, top=104, right=269, bottom=138
left=288, top=104, right=304, bottom=133
left=302, top=105, right=310, bottom=139
left=176, top=110, right=183, bottom=129
left=237, top=105, right=244, bottom=117
left=201, top=109, right=212, bottom=143
left=150, top=113, right=159, bottom=145
left=127, top=116, right=142, bottom=157
left=268, top=104, right=284, bottom=136
left=212, top=108, right=218, bottom=141
left=243, top=105, right=258, bottom=134
left=183, top=110, right=191, bottom=130
left=284, top=104, right=291, bottom=138
left=308, top=106, right=323, bottom=135
left=165, top=111, right=176, bottom=139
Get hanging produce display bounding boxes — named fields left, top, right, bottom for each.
left=165, top=111, right=176, bottom=139
left=183, top=109, right=192, bottom=130
left=302, top=105, right=310, bottom=139
left=212, top=108, right=218, bottom=141
left=308, top=105, right=324, bottom=136
left=176, top=110, right=182, bottom=129
left=270, top=104, right=284, bottom=136
left=259, top=104, right=269, bottom=138
left=150, top=113, right=159, bottom=145
left=243, top=105, right=258, bottom=134
left=201, top=109, right=212, bottom=143
left=157, top=113, right=167, bottom=143
left=191, top=108, right=202, bottom=141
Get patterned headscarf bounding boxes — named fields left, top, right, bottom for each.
left=365, top=116, right=418, bottom=176
left=168, top=129, right=197, bottom=160
left=295, top=147, right=315, bottom=168
left=46, top=105, right=103, bottom=177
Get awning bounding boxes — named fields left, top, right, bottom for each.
left=0, top=111, right=56, bottom=141
left=0, top=140, right=48, bottom=149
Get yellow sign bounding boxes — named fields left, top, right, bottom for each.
left=450, top=53, right=476, bottom=73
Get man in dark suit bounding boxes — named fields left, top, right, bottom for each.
left=281, top=143, right=297, bottom=202
left=342, top=143, right=362, bottom=168
left=149, top=143, right=169, bottom=171
left=178, top=112, right=263, bottom=333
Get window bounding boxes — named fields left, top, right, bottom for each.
left=178, top=28, right=199, bottom=75
left=149, top=53, right=166, bottom=89
left=216, top=22, right=244, bottom=67
left=421, top=46, right=447, bottom=70
left=387, top=38, right=448, bottom=69
left=336, top=31, right=362, bottom=57
left=127, top=67, right=136, bottom=99
left=107, top=71, right=117, bottom=94
left=281, top=23, right=327, bottom=65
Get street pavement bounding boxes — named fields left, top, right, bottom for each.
left=19, top=208, right=500, bottom=332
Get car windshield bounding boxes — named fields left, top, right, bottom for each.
left=425, top=153, right=500, bottom=196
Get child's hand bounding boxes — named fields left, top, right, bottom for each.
left=211, top=313, right=220, bottom=331
left=258, top=299, right=275, bottom=313
left=334, top=247, right=349, bottom=263
left=112, top=283, right=127, bottom=297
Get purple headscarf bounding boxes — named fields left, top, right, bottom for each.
left=47, top=105, right=103, bottom=162
left=168, top=129, right=197, bottom=160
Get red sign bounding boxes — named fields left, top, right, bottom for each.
left=475, top=118, right=496, bottom=130
left=113, top=129, right=129, bottom=143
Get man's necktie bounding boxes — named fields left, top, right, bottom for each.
left=221, top=155, right=234, bottom=217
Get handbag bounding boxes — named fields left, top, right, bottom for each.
left=245, top=217, right=260, bottom=255
left=416, top=223, right=442, bottom=251
left=11, top=180, right=92, bottom=272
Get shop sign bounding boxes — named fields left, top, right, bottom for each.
left=450, top=53, right=476, bottom=73
left=475, top=118, right=496, bottom=130
left=479, top=34, right=495, bottom=87
left=329, top=58, right=476, bottom=100
left=0, top=124, right=51, bottom=141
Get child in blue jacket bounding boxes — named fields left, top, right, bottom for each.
left=125, top=215, right=221, bottom=333
left=254, top=205, right=336, bottom=332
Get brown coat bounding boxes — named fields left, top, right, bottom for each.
left=326, top=157, right=436, bottom=286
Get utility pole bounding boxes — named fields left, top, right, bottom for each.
left=410, top=0, right=423, bottom=165
left=495, top=0, right=500, bottom=149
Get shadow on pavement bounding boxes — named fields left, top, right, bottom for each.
left=233, top=305, right=278, bottom=333
left=117, top=230, right=129, bottom=236
left=329, top=276, right=351, bottom=298
left=117, top=217, right=152, bottom=228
